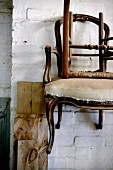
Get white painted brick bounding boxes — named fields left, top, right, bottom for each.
left=48, top=157, right=66, bottom=169
left=107, top=59, right=113, bottom=72
left=49, top=169, right=65, bottom=170
left=75, top=122, right=96, bottom=137
left=105, top=136, right=113, bottom=146
left=74, top=158, right=113, bottom=170
left=13, top=21, right=55, bottom=48
left=13, top=46, right=45, bottom=66
left=102, top=125, right=113, bottom=136
left=74, top=148, right=89, bottom=160
left=88, top=147, right=113, bottom=162
left=75, top=109, right=99, bottom=123
left=75, top=136, right=105, bottom=148
left=75, top=110, right=90, bottom=123
left=26, top=8, right=62, bottom=22
left=12, top=64, right=44, bottom=82
left=104, top=112, right=113, bottom=125
left=54, top=125, right=75, bottom=147
left=49, top=146, right=75, bottom=158
left=65, top=158, right=75, bottom=169
left=75, top=159, right=93, bottom=170
left=60, top=111, right=75, bottom=126
left=76, top=1, right=104, bottom=16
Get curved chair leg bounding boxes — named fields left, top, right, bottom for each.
left=46, top=98, right=57, bottom=154
left=55, top=103, right=62, bottom=129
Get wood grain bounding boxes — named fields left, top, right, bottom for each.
left=14, top=118, right=48, bottom=141
left=17, top=82, right=32, bottom=115
left=14, top=118, right=48, bottom=170
left=17, top=82, right=45, bottom=115
left=32, top=82, right=45, bottom=115
left=14, top=82, right=48, bottom=170
left=17, top=140, right=48, bottom=170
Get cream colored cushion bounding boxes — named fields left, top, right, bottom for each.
left=45, top=78, right=113, bottom=101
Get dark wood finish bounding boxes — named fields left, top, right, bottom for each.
left=45, top=95, right=113, bottom=153
left=43, top=46, right=51, bottom=83
left=99, top=12, right=105, bottom=72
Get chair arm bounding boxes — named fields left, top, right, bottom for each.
left=43, top=45, right=52, bottom=84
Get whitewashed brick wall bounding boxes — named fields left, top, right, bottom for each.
left=12, top=0, right=113, bottom=169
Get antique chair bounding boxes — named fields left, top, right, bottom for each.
left=43, top=0, right=113, bottom=154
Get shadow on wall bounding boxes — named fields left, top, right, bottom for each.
left=80, top=108, right=101, bottom=128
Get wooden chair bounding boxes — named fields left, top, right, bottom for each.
left=43, top=0, right=113, bottom=154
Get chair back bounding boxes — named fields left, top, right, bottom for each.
left=60, top=0, right=113, bottom=79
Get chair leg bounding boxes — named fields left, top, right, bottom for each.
left=55, top=103, right=62, bottom=129
left=46, top=98, right=57, bottom=154
left=95, top=110, right=103, bottom=129
left=99, top=110, right=103, bottom=129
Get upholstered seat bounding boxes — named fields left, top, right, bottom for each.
left=45, top=78, right=113, bottom=102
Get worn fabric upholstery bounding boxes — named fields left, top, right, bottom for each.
left=45, top=78, right=113, bottom=101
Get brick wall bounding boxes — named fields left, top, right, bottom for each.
left=12, top=0, right=113, bottom=169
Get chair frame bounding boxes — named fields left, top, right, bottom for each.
left=43, top=0, right=113, bottom=154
